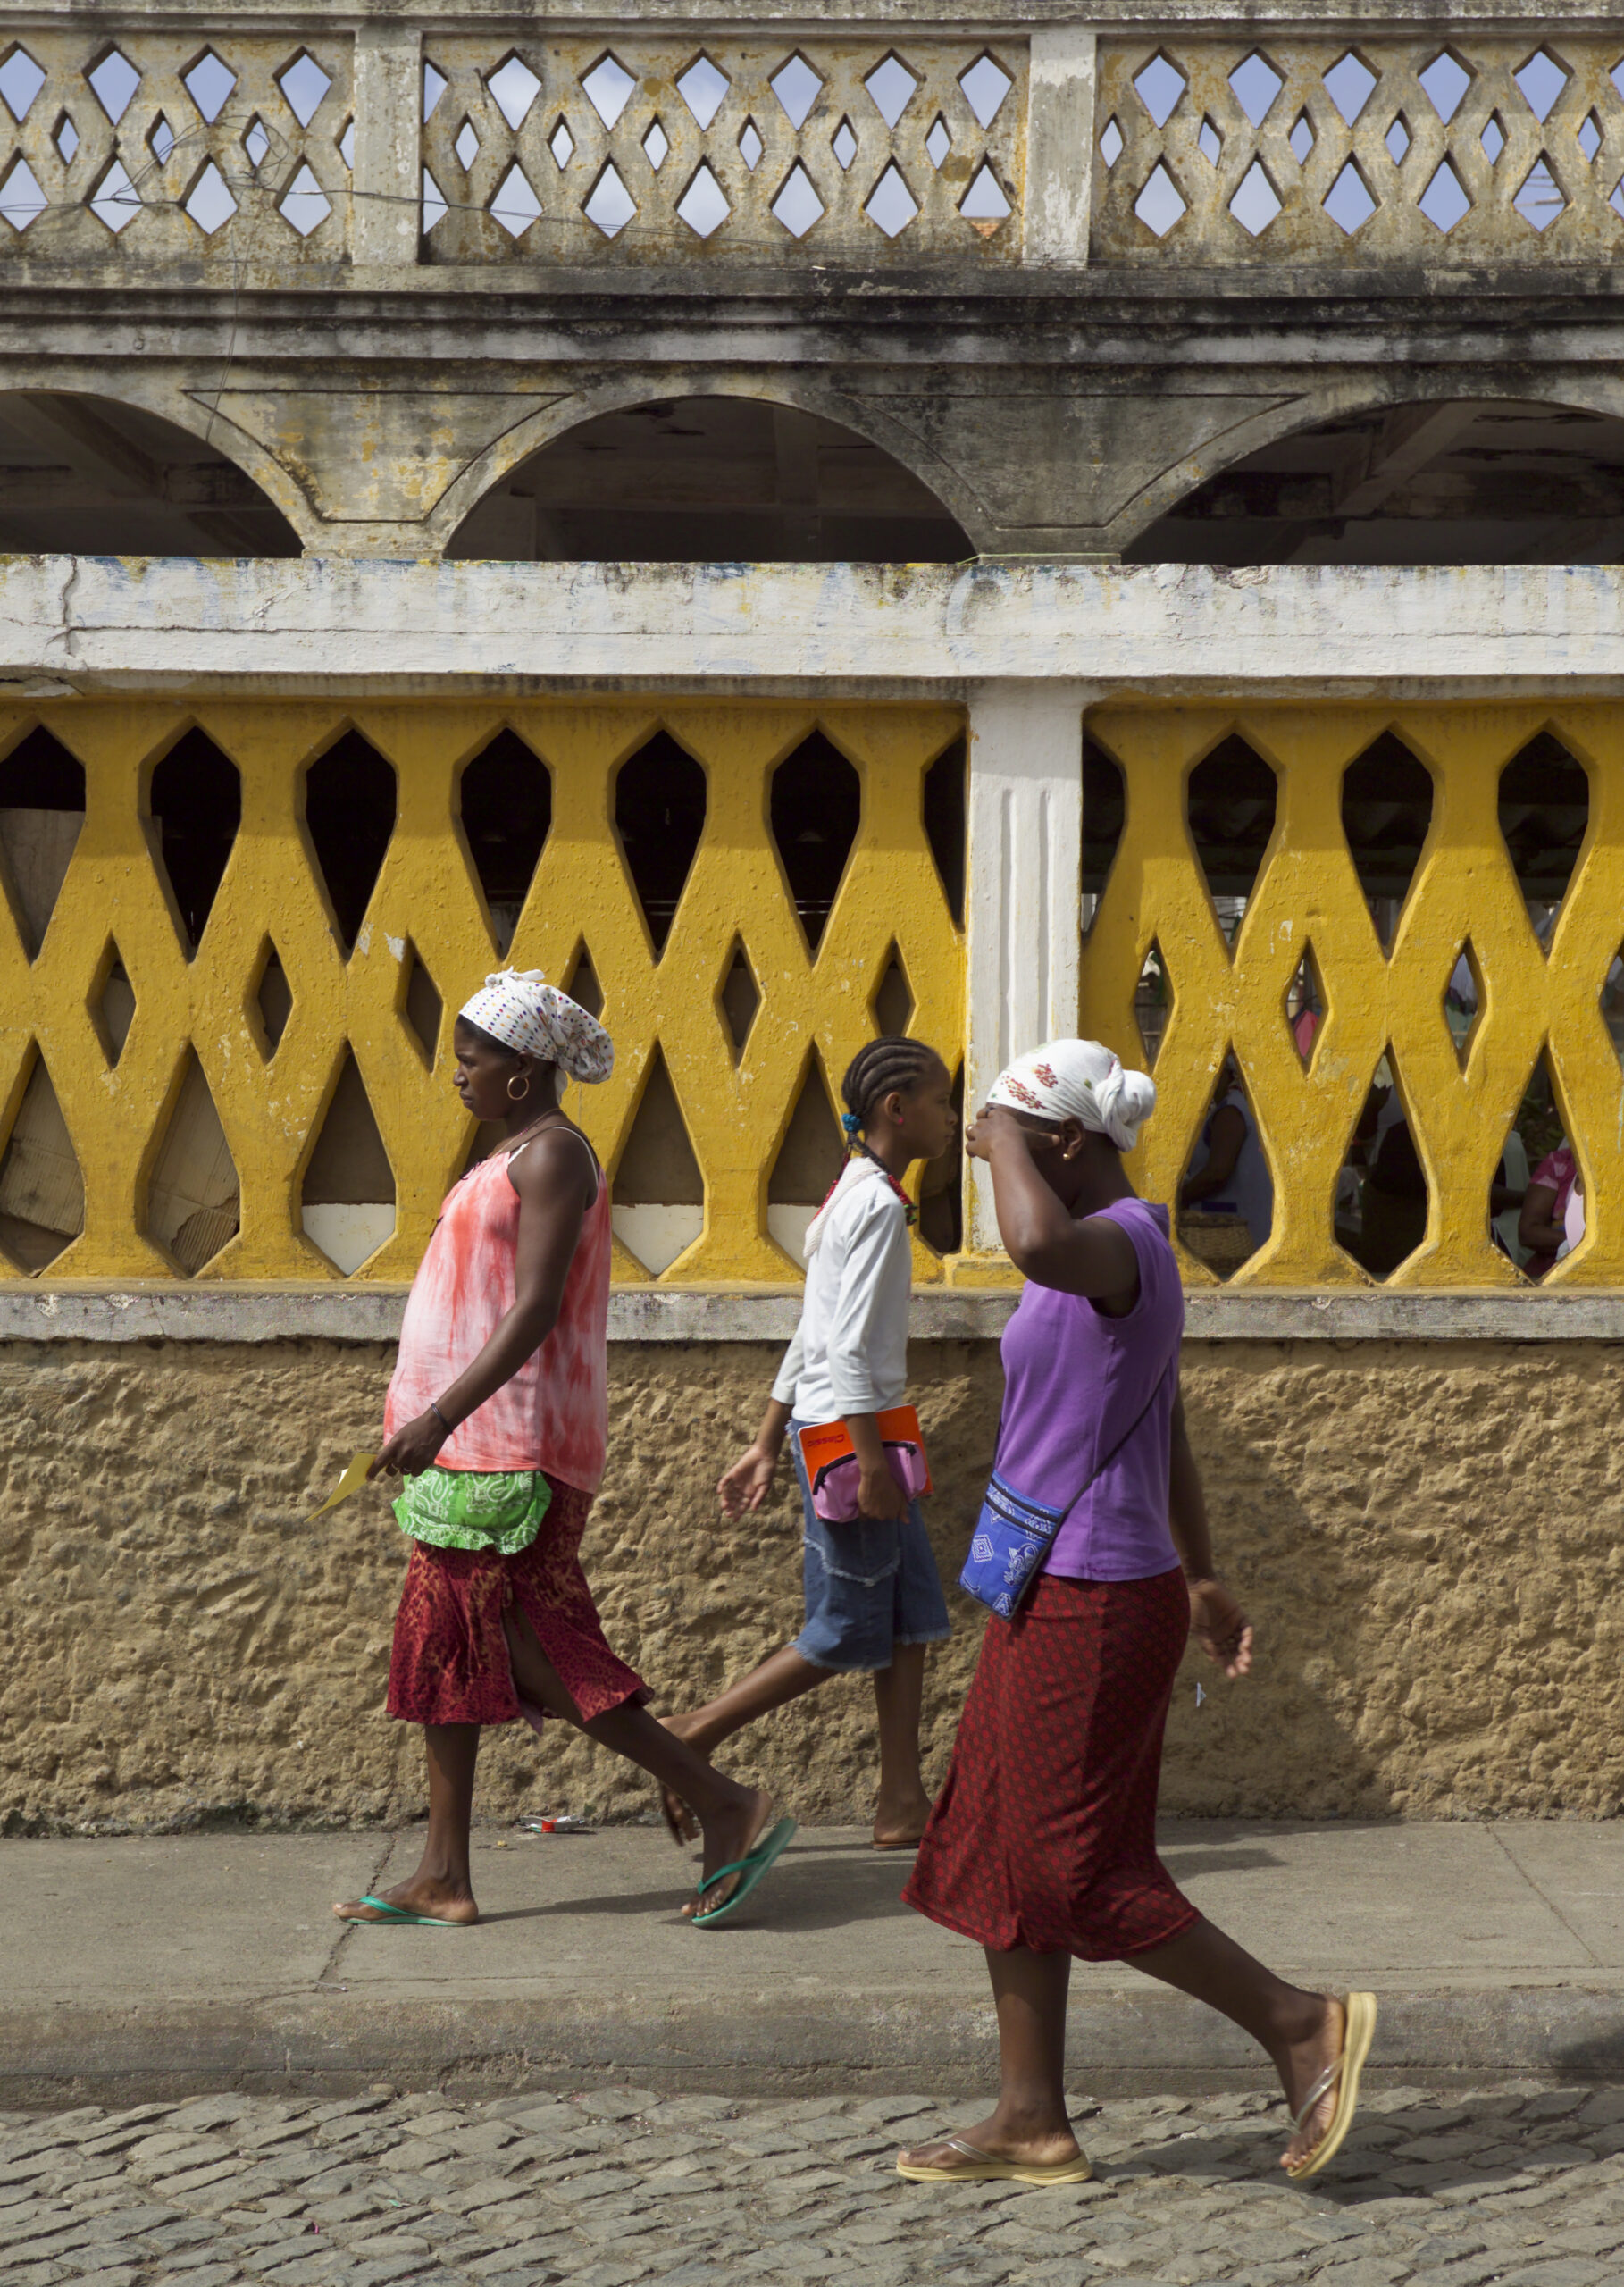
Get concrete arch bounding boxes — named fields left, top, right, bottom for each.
left=1113, top=377, right=1624, bottom=565
left=0, top=380, right=314, bottom=557
left=431, top=374, right=984, bottom=561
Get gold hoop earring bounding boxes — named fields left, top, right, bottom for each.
left=507, top=1072, right=531, bottom=1102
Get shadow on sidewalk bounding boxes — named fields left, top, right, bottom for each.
left=1084, top=2087, right=1618, bottom=2203
left=1159, top=1843, right=1284, bottom=1881
left=506, top=1847, right=918, bottom=1931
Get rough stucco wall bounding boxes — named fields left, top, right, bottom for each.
left=4, top=1336, right=1622, bottom=1835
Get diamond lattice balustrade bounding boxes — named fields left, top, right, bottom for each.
left=0, top=700, right=964, bottom=1285
left=1093, top=34, right=1624, bottom=260
left=0, top=32, right=350, bottom=264
left=1079, top=705, right=1624, bottom=1286
left=419, top=34, right=1024, bottom=264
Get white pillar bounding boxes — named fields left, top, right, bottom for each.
left=352, top=26, right=423, bottom=271
left=959, top=683, right=1085, bottom=1259
left=1024, top=28, right=1098, bottom=269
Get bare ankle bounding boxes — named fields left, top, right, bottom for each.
left=1268, top=1994, right=1336, bottom=2084
left=1285, top=1992, right=1336, bottom=2045
left=411, top=1858, right=470, bottom=1891
left=693, top=1775, right=760, bottom=1825
left=994, top=2094, right=1073, bottom=2140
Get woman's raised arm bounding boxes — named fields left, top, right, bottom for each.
left=968, top=1105, right=1139, bottom=1303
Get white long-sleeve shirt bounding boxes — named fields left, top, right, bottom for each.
left=771, top=1160, right=911, bottom=1423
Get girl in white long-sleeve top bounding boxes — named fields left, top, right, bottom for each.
left=660, top=1037, right=958, bottom=1858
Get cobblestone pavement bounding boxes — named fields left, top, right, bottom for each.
left=4, top=2081, right=1624, bottom=2286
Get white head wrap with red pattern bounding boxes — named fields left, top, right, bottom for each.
left=458, top=968, right=615, bottom=1085
left=986, top=1037, right=1155, bottom=1152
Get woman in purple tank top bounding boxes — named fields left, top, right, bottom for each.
left=901, top=1040, right=1376, bottom=2189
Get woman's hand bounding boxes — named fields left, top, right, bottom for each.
left=1188, top=1577, right=1253, bottom=1679
left=719, top=1444, right=779, bottom=1518
left=857, top=1462, right=908, bottom=1522
left=369, top=1412, right=449, bottom=1481
left=965, top=1103, right=1039, bottom=1164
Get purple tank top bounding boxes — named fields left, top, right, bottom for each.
left=995, top=1197, right=1183, bottom=1583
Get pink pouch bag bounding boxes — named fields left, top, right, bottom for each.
left=798, top=1410, right=932, bottom=1523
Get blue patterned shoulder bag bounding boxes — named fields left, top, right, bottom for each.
left=959, top=1358, right=1174, bottom=1619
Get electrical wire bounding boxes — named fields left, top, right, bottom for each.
left=0, top=98, right=1017, bottom=256
left=0, top=71, right=1010, bottom=542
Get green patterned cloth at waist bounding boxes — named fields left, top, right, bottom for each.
left=392, top=1467, right=553, bottom=1555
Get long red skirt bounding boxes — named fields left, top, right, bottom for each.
left=387, top=1475, right=648, bottom=1730
left=904, top=1565, right=1200, bottom=1959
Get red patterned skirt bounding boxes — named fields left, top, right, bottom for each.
left=386, top=1475, right=648, bottom=1730
left=904, top=1565, right=1200, bottom=1960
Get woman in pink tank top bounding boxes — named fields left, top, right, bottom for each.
left=335, top=970, right=789, bottom=1932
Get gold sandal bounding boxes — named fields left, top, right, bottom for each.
left=1285, top=1991, right=1378, bottom=2180
left=898, top=2134, right=1093, bottom=2186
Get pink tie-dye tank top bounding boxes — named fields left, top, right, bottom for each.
left=384, top=1137, right=611, bottom=1493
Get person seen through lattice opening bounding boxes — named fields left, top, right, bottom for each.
left=1519, top=1138, right=1580, bottom=1281
left=1178, top=1052, right=1273, bottom=1254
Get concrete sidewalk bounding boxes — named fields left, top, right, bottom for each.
left=5, top=1820, right=1623, bottom=2105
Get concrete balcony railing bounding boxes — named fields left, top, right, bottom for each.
left=3, top=9, right=1621, bottom=278
left=1092, top=34, right=1624, bottom=263
left=0, top=18, right=1027, bottom=274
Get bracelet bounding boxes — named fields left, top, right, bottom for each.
left=429, top=1401, right=454, bottom=1437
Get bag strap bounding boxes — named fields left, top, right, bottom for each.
left=1012, top=1349, right=1176, bottom=1577
left=1062, top=1352, right=1175, bottom=1523
left=994, top=1348, right=1177, bottom=1616
left=990, top=1347, right=1173, bottom=1520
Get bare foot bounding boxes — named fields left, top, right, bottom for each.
left=873, top=1791, right=933, bottom=1850
left=657, top=1713, right=707, bottom=1844
left=680, top=1786, right=777, bottom=1920
left=900, top=2110, right=1083, bottom=2173
left=1277, top=1995, right=1344, bottom=2172
left=332, top=1876, right=479, bottom=1926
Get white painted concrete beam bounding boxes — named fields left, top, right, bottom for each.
left=42, top=2, right=1624, bottom=26
left=3, top=1285, right=1622, bottom=1344
left=3, top=557, right=1624, bottom=698
left=963, top=684, right=1084, bottom=1250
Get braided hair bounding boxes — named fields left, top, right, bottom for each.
left=840, top=1035, right=944, bottom=1141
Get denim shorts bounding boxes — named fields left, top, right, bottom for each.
left=789, top=1417, right=952, bottom=1673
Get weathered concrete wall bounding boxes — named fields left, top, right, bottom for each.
left=4, top=1334, right=1622, bottom=1835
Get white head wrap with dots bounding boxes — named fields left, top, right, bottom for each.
left=986, top=1037, right=1156, bottom=1152
left=458, top=968, right=615, bottom=1085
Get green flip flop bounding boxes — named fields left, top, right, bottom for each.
left=343, top=1892, right=467, bottom=1928
left=690, top=1815, right=799, bottom=1930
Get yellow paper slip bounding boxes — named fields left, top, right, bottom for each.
left=308, top=1453, right=378, bottom=1520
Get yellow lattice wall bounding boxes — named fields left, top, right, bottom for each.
left=0, top=699, right=965, bottom=1285
left=1082, top=703, right=1624, bottom=1286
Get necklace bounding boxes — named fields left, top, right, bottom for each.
left=503, top=1106, right=571, bottom=1156
left=813, top=1144, right=918, bottom=1227
left=864, top=1151, right=919, bottom=1227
